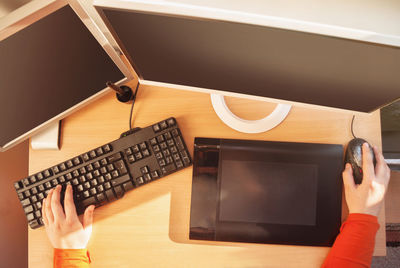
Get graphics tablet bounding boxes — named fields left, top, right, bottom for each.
left=189, top=138, right=343, bottom=246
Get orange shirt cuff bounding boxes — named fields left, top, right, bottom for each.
left=54, top=248, right=91, bottom=268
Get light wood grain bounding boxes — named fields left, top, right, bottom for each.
left=29, top=81, right=386, bottom=267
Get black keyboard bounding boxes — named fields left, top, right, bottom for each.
left=14, top=117, right=192, bottom=229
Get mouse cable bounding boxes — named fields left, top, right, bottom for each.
left=129, top=82, right=140, bottom=130
left=351, top=115, right=357, bottom=139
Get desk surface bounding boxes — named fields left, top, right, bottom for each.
left=29, top=81, right=386, bottom=267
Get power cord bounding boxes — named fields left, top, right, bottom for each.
left=129, top=82, right=140, bottom=130
left=351, top=115, right=356, bottom=139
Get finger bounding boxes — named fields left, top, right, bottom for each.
left=41, top=198, right=49, bottom=226
left=51, top=185, right=65, bottom=223
left=342, top=163, right=356, bottom=191
left=362, top=143, right=375, bottom=179
left=83, top=205, right=95, bottom=231
left=45, top=189, right=54, bottom=223
left=64, top=184, right=78, bottom=221
left=373, top=146, right=391, bottom=184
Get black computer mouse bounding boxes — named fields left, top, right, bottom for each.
left=344, top=138, right=376, bottom=184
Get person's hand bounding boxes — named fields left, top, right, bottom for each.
left=342, top=143, right=391, bottom=217
left=42, top=184, right=95, bottom=249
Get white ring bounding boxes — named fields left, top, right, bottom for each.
left=211, top=94, right=291, bottom=133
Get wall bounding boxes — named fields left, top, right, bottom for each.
left=0, top=141, right=28, bottom=268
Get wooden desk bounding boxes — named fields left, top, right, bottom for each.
left=29, top=81, right=386, bottom=267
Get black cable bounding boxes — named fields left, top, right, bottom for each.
left=129, top=82, right=140, bottom=130
left=351, top=115, right=356, bottom=139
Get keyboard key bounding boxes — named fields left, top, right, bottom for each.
left=29, top=219, right=40, bottom=229
left=164, top=132, right=172, bottom=140
left=107, top=152, right=122, bottom=162
left=160, top=142, right=167, bottom=150
left=81, top=197, right=96, bottom=208
left=82, top=153, right=90, bottom=162
left=155, top=152, right=163, bottom=160
left=35, top=210, right=41, bottom=218
left=152, top=123, right=161, bottom=132
left=80, top=167, right=87, bottom=174
left=142, top=149, right=150, bottom=157
left=87, top=164, right=94, bottom=172
left=51, top=179, right=58, bottom=186
left=31, top=186, right=38, bottom=195
left=97, top=185, right=104, bottom=193
left=100, top=167, right=107, bottom=174
left=35, top=201, right=42, bottom=210
left=110, top=174, right=130, bottom=187
left=166, top=156, right=173, bottom=164
left=100, top=158, right=108, bottom=166
left=95, top=147, right=104, bottom=156
left=93, top=170, right=100, bottom=177
left=167, top=139, right=174, bottom=147
left=140, top=166, right=149, bottom=174
left=22, top=178, right=30, bottom=187
left=86, top=173, right=93, bottom=180
left=163, top=149, right=171, bottom=157
left=114, top=160, right=127, bottom=175
left=171, top=128, right=179, bottom=137
left=144, top=174, right=151, bottom=182
left=183, top=157, right=191, bottom=166
left=58, top=176, right=66, bottom=183
left=31, top=195, right=38, bottom=203
left=153, top=145, right=160, bottom=152
left=77, top=185, right=84, bottom=192
left=90, top=180, right=98, bottom=187
left=96, top=193, right=106, bottom=205
left=84, top=182, right=90, bottom=189
left=175, top=136, right=185, bottom=150
left=176, top=160, right=184, bottom=169
left=27, top=213, right=35, bottom=221
left=123, top=181, right=134, bottom=191
left=89, top=150, right=97, bottom=159
left=38, top=185, right=45, bottom=192
left=125, top=147, right=133, bottom=155
left=159, top=121, right=168, bottom=129
left=83, top=191, right=90, bottom=198
left=102, top=144, right=112, bottom=153
left=157, top=135, right=164, bottom=143
left=18, top=193, right=24, bottom=200
left=161, top=163, right=176, bottom=175
left=72, top=179, right=79, bottom=186
left=111, top=170, right=119, bottom=178
left=38, top=193, right=44, bottom=200
left=14, top=181, right=23, bottom=190
left=114, top=186, right=124, bottom=199
left=104, top=182, right=111, bottom=190
left=159, top=159, right=166, bottom=166
left=128, top=155, right=135, bottom=163
left=66, top=160, right=73, bottom=168
left=72, top=170, right=79, bottom=177
left=139, top=142, right=147, bottom=150
left=136, top=176, right=144, bottom=185
left=52, top=165, right=60, bottom=174
left=24, top=205, right=33, bottom=214
left=132, top=145, right=140, bottom=153
left=150, top=138, right=157, bottom=145
left=24, top=190, right=31, bottom=198
left=167, top=118, right=176, bottom=126
left=105, top=173, right=112, bottom=181
left=59, top=163, right=67, bottom=171
left=21, top=198, right=31, bottom=206
left=135, top=152, right=143, bottom=160
left=151, top=170, right=159, bottom=179
left=107, top=164, right=114, bottom=172
left=105, top=189, right=116, bottom=202
left=93, top=161, right=101, bottom=169
left=90, top=188, right=97, bottom=196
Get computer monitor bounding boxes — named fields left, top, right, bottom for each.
left=93, top=0, right=400, bottom=132
left=0, top=0, right=133, bottom=152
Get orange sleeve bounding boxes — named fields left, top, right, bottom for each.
left=54, top=248, right=91, bottom=268
left=321, top=213, right=379, bottom=268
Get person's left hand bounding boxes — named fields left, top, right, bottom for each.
left=42, top=184, right=95, bottom=249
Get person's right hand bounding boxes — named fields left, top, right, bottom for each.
left=342, top=143, right=391, bottom=217
left=42, top=184, right=95, bottom=249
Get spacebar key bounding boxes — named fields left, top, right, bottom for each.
left=80, top=197, right=96, bottom=210
left=110, top=174, right=131, bottom=187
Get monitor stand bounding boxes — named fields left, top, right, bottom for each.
left=210, top=94, right=291, bottom=133
left=31, top=120, right=61, bottom=150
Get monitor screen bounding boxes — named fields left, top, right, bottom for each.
left=0, top=5, right=125, bottom=148
left=100, top=7, right=400, bottom=113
